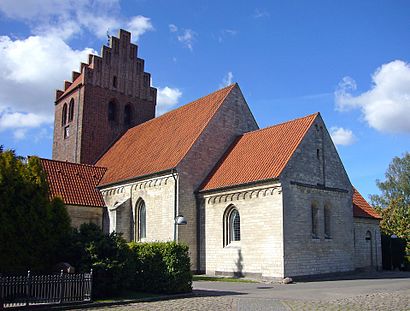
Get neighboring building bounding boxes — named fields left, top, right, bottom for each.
left=40, top=158, right=106, bottom=229
left=41, top=29, right=382, bottom=279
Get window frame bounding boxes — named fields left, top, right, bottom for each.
left=136, top=200, right=146, bottom=241
left=223, top=205, right=241, bottom=247
left=68, top=99, right=74, bottom=122
left=61, top=103, right=67, bottom=126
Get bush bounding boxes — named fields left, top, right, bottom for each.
left=129, top=241, right=192, bottom=294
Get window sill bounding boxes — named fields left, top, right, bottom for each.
left=225, top=241, right=241, bottom=249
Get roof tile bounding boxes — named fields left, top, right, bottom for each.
left=353, top=188, right=381, bottom=219
left=201, top=113, right=318, bottom=191
left=97, top=84, right=237, bottom=186
left=40, top=158, right=106, bottom=207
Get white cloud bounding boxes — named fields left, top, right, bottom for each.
left=335, top=60, right=410, bottom=133
left=253, top=8, right=270, bottom=18
left=177, top=29, right=197, bottom=51
left=169, top=24, right=178, bottom=32
left=156, top=86, right=182, bottom=115
left=0, top=34, right=94, bottom=136
left=220, top=72, right=234, bottom=88
left=0, top=0, right=153, bottom=41
left=330, top=127, right=356, bottom=146
left=127, top=16, right=154, bottom=41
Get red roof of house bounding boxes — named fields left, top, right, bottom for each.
left=201, top=113, right=318, bottom=191
left=40, top=158, right=106, bottom=207
left=97, top=83, right=237, bottom=186
left=353, top=188, right=381, bottom=219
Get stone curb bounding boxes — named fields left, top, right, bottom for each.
left=41, top=292, right=196, bottom=310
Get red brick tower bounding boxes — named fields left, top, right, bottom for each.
left=52, top=29, right=157, bottom=164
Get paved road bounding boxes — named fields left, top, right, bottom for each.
left=90, top=271, right=410, bottom=310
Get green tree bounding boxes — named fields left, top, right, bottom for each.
left=370, top=152, right=410, bottom=251
left=0, top=148, right=72, bottom=273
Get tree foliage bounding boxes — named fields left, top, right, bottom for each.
left=0, top=148, right=72, bottom=273
left=371, top=152, right=410, bottom=250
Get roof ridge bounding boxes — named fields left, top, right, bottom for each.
left=243, top=112, right=319, bottom=136
left=126, top=83, right=238, bottom=132
left=39, top=157, right=107, bottom=170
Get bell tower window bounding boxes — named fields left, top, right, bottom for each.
left=108, top=101, right=117, bottom=122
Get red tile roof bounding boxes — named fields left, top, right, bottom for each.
left=40, top=158, right=106, bottom=207
left=97, top=84, right=237, bottom=186
left=353, top=188, right=381, bottom=219
left=201, top=113, right=319, bottom=191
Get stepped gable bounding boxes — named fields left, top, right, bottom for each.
left=97, top=84, right=237, bottom=186
left=201, top=113, right=319, bottom=191
left=353, top=188, right=382, bottom=219
left=40, top=158, right=106, bottom=207
left=55, top=29, right=156, bottom=102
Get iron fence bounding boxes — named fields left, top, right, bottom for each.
left=0, top=270, right=92, bottom=308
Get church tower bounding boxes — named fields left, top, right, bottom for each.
left=52, top=29, right=157, bottom=164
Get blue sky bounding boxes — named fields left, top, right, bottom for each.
left=0, top=0, right=409, bottom=199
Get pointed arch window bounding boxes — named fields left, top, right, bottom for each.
left=324, top=204, right=331, bottom=239
left=108, top=100, right=117, bottom=122
left=136, top=200, right=146, bottom=240
left=124, top=104, right=132, bottom=127
left=62, top=103, right=67, bottom=126
left=68, top=99, right=74, bottom=122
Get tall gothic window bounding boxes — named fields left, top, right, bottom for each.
left=108, top=100, right=117, bottom=121
left=311, top=203, right=319, bottom=239
left=224, top=206, right=240, bottom=246
left=62, top=103, right=67, bottom=126
left=124, top=104, right=132, bottom=127
left=68, top=99, right=74, bottom=122
left=324, top=205, right=331, bottom=239
left=137, top=200, right=146, bottom=240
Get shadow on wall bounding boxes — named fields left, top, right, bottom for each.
left=234, top=249, right=244, bottom=277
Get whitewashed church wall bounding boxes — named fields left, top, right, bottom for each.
left=280, top=115, right=354, bottom=277
left=203, top=182, right=284, bottom=279
left=353, top=218, right=382, bottom=270
left=178, top=85, right=259, bottom=271
left=100, top=174, right=175, bottom=242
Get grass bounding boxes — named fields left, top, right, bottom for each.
left=193, top=275, right=258, bottom=283
left=95, top=290, right=160, bottom=302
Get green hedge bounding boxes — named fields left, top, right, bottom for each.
left=70, top=224, right=192, bottom=298
left=129, top=241, right=192, bottom=294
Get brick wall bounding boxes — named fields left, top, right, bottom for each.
left=53, top=29, right=156, bottom=164
left=202, top=182, right=284, bottom=279
left=65, top=204, right=103, bottom=229
left=353, top=218, right=382, bottom=270
left=178, top=85, right=259, bottom=271
left=281, top=115, right=354, bottom=277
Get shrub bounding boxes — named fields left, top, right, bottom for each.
left=129, top=241, right=192, bottom=293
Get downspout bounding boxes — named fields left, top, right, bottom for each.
left=172, top=169, right=179, bottom=242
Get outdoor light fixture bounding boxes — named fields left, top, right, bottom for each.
left=175, top=215, right=187, bottom=225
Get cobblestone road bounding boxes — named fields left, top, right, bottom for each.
left=86, top=272, right=410, bottom=311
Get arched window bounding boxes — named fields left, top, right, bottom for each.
left=68, top=99, right=74, bottom=122
left=365, top=230, right=372, bottom=241
left=62, top=103, right=67, bottom=126
left=124, top=104, right=132, bottom=126
left=324, top=205, right=331, bottom=239
left=224, top=206, right=240, bottom=246
left=108, top=100, right=117, bottom=121
left=136, top=200, right=146, bottom=240
left=311, top=203, right=319, bottom=239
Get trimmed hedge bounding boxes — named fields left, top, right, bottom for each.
left=69, top=224, right=192, bottom=298
left=129, top=241, right=192, bottom=294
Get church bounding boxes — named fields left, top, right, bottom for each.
left=40, top=29, right=382, bottom=280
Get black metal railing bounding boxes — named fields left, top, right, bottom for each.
left=0, top=270, right=92, bottom=308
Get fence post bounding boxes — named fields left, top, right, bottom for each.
left=89, top=269, right=93, bottom=302
left=26, top=271, right=31, bottom=307
left=59, top=270, right=64, bottom=304
left=0, top=273, right=3, bottom=310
